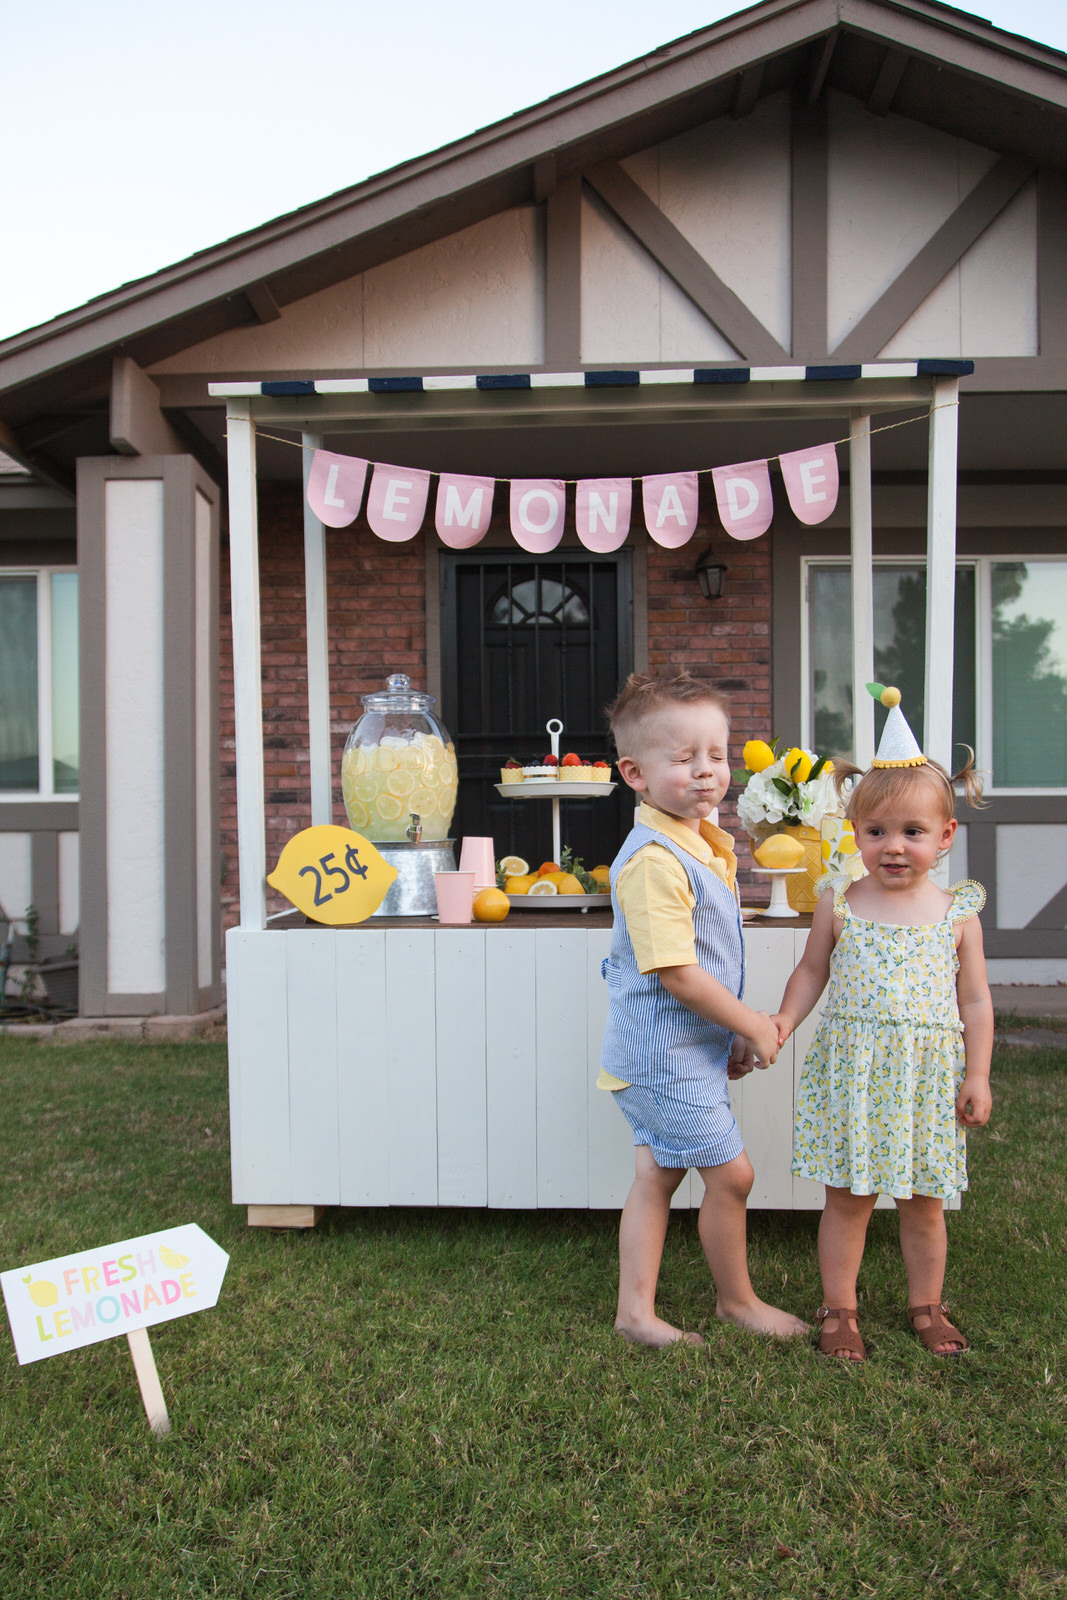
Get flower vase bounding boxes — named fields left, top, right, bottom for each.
left=778, top=823, right=823, bottom=913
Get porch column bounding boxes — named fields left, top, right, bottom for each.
left=77, top=455, right=222, bottom=1015
left=302, top=431, right=333, bottom=826
left=924, top=376, right=960, bottom=773
left=849, top=412, right=875, bottom=768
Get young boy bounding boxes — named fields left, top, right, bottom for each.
left=600, top=670, right=808, bottom=1347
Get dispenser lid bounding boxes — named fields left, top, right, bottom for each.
left=360, top=673, right=437, bottom=714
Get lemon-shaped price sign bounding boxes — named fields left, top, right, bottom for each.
left=267, top=825, right=397, bottom=924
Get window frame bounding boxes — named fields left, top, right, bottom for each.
left=0, top=563, right=79, bottom=804
left=800, top=552, right=1067, bottom=798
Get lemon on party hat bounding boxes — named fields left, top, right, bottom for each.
left=866, top=683, right=926, bottom=769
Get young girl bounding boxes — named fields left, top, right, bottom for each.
left=773, top=689, right=994, bottom=1361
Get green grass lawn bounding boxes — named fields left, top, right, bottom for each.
left=0, top=1036, right=1064, bottom=1600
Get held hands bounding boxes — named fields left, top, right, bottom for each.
left=956, top=1075, right=993, bottom=1127
left=771, top=1012, right=794, bottom=1047
left=727, top=1035, right=757, bottom=1079
left=747, top=1010, right=781, bottom=1069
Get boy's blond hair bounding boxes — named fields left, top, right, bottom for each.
left=606, top=670, right=731, bottom=759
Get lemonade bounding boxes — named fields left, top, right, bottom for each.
left=342, top=732, right=459, bottom=842
left=342, top=674, right=460, bottom=843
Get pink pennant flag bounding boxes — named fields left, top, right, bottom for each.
left=366, top=462, right=430, bottom=542
left=306, top=449, right=369, bottom=529
left=712, top=459, right=773, bottom=541
left=575, top=478, right=631, bottom=551
left=435, top=474, right=495, bottom=548
left=779, top=443, right=839, bottom=525
left=509, top=480, right=565, bottom=552
left=641, top=473, right=699, bottom=548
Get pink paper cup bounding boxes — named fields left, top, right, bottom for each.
left=458, top=836, right=496, bottom=890
left=434, top=871, right=475, bottom=925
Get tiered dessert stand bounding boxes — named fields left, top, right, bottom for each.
left=494, top=718, right=616, bottom=911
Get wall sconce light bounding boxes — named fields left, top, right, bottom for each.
left=694, top=546, right=728, bottom=602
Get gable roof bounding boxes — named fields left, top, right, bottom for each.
left=2, top=0, right=1065, bottom=428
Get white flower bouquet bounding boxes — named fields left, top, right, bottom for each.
left=733, top=739, right=839, bottom=839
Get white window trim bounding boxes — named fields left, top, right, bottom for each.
left=800, top=553, right=1067, bottom=798
left=0, top=564, right=79, bottom=804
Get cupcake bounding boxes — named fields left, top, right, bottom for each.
left=524, top=752, right=558, bottom=780
left=559, top=752, right=594, bottom=781
left=500, top=758, right=525, bottom=784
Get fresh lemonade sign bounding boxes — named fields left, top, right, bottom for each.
left=2, top=1224, right=228, bottom=1365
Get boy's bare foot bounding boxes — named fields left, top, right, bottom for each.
left=715, top=1298, right=810, bottom=1338
left=615, top=1316, right=705, bottom=1348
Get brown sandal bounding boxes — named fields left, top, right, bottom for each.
left=815, top=1306, right=866, bottom=1361
left=908, top=1302, right=969, bottom=1356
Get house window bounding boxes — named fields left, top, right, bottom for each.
left=0, top=569, right=79, bottom=798
left=804, top=557, right=1066, bottom=792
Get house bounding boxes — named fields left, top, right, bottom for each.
left=1, top=0, right=1064, bottom=1025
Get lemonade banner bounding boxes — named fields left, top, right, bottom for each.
left=305, top=445, right=839, bottom=546
left=1, top=1224, right=229, bottom=1366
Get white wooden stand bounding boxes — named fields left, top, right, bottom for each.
left=227, top=920, right=827, bottom=1217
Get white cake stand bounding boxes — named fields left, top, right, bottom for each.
left=752, top=866, right=807, bottom=918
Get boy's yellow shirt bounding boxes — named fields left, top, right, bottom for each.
left=597, top=802, right=740, bottom=1091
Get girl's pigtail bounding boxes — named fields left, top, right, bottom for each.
left=832, top=760, right=863, bottom=803
left=951, top=746, right=987, bottom=810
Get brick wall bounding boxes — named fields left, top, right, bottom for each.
left=646, top=516, right=773, bottom=891
left=218, top=490, right=773, bottom=932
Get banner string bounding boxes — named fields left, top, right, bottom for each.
left=225, top=398, right=957, bottom=487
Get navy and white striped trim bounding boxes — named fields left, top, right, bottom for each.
left=209, top=360, right=974, bottom=399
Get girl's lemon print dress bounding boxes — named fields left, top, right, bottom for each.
left=792, top=881, right=985, bottom=1200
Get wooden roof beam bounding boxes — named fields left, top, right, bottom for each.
left=731, top=63, right=764, bottom=120
left=584, top=162, right=788, bottom=364
left=831, top=155, right=1035, bottom=361
left=868, top=47, right=909, bottom=115
left=806, top=29, right=837, bottom=104
left=245, top=282, right=282, bottom=325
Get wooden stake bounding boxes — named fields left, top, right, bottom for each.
left=126, top=1328, right=171, bottom=1436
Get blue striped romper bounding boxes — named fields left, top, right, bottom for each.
left=601, top=820, right=746, bottom=1170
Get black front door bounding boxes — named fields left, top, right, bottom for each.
left=440, top=552, right=634, bottom=869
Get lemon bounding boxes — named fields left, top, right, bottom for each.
left=354, top=775, right=380, bottom=803
left=397, top=745, right=425, bottom=769
left=505, top=873, right=536, bottom=894
left=499, top=854, right=529, bottom=877
left=159, top=1245, right=190, bottom=1268
left=473, top=887, right=511, bottom=922
left=373, top=793, right=404, bottom=821
left=24, top=1275, right=59, bottom=1308
left=743, top=739, right=775, bottom=773
left=373, top=745, right=399, bottom=772
left=345, top=746, right=367, bottom=776
left=346, top=799, right=370, bottom=828
left=409, top=788, right=438, bottom=817
left=556, top=872, right=585, bottom=895
left=591, top=865, right=611, bottom=888
left=783, top=748, right=813, bottom=782
left=386, top=770, right=416, bottom=798
left=754, top=833, right=806, bottom=868
left=528, top=879, right=558, bottom=896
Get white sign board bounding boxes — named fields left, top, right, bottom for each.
left=2, top=1224, right=228, bottom=1366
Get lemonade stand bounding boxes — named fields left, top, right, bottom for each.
left=219, top=366, right=964, bottom=1227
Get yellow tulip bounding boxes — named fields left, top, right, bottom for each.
left=742, top=739, right=775, bottom=774
left=784, top=748, right=813, bottom=783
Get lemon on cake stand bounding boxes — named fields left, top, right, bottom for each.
left=751, top=831, right=808, bottom=919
